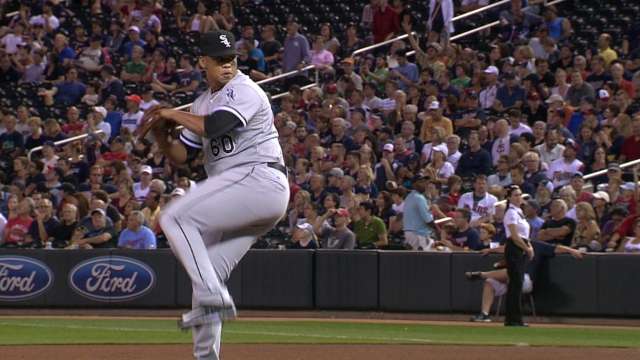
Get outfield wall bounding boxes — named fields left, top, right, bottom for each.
left=0, top=249, right=638, bottom=317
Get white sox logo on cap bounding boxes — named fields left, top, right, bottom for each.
left=220, top=34, right=231, bottom=48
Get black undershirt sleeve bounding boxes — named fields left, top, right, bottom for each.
left=204, top=109, right=244, bottom=139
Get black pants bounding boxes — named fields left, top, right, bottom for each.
left=504, top=239, right=526, bottom=324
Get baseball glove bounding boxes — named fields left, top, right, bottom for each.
left=135, top=104, right=172, bottom=140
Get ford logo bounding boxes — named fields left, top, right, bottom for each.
left=69, top=256, right=156, bottom=302
left=0, top=256, right=53, bottom=301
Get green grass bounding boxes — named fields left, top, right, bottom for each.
left=0, top=318, right=639, bottom=348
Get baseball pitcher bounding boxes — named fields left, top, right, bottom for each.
left=138, top=30, right=289, bottom=360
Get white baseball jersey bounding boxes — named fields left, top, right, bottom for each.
left=457, top=192, right=498, bottom=222
left=180, top=71, right=283, bottom=177
left=491, top=135, right=510, bottom=166
left=547, top=158, right=584, bottom=189
left=122, top=110, right=144, bottom=133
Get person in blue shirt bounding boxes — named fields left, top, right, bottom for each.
left=53, top=67, right=86, bottom=106
left=117, top=210, right=157, bottom=249
left=443, top=208, right=483, bottom=251
left=246, top=39, right=267, bottom=73
left=120, top=26, right=146, bottom=59
left=392, top=50, right=419, bottom=91
left=495, top=72, right=525, bottom=111
left=402, top=176, right=435, bottom=250
left=524, top=199, right=544, bottom=241
left=53, top=33, right=76, bottom=68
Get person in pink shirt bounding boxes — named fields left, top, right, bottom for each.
left=309, top=35, right=334, bottom=70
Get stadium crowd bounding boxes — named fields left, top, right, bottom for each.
left=0, top=0, right=638, bottom=255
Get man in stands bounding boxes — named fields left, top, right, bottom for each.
left=547, top=139, right=584, bottom=190
left=354, top=201, right=388, bottom=249
left=458, top=175, right=498, bottom=228
left=117, top=210, right=156, bottom=249
left=313, top=208, right=356, bottom=249
left=537, top=199, right=576, bottom=246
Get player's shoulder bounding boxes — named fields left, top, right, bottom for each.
left=228, top=71, right=268, bottom=101
left=190, top=90, right=210, bottom=113
left=485, top=193, right=498, bottom=202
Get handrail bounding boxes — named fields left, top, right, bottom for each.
left=435, top=157, right=639, bottom=225
left=584, top=159, right=640, bottom=181
left=271, top=83, right=318, bottom=100
left=256, top=64, right=316, bottom=85
left=172, top=64, right=318, bottom=112
left=450, top=20, right=501, bottom=41
left=27, top=130, right=104, bottom=161
left=452, top=0, right=510, bottom=22
left=352, top=32, right=416, bottom=56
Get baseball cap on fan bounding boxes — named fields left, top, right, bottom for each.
left=484, top=66, right=499, bottom=76
left=201, top=30, right=237, bottom=58
left=598, top=89, right=610, bottom=101
left=140, top=165, right=153, bottom=174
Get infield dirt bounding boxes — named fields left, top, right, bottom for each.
left=4, top=344, right=640, bottom=360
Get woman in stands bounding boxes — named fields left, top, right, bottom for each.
left=319, top=23, right=340, bottom=55
left=572, top=202, right=601, bottom=252
left=375, top=191, right=396, bottom=229
left=502, top=185, right=532, bottom=327
left=213, top=0, right=235, bottom=31
left=424, top=148, right=454, bottom=186
left=188, top=1, right=216, bottom=33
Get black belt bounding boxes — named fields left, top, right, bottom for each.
left=267, top=162, right=288, bottom=176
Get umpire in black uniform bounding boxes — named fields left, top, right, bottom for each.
left=503, top=185, right=534, bottom=327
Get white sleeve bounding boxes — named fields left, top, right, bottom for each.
left=487, top=196, right=497, bottom=216
left=50, top=17, right=60, bottom=29
left=504, top=209, right=518, bottom=227
left=457, top=193, right=468, bottom=210
left=179, top=128, right=203, bottom=149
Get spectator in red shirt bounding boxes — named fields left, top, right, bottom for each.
left=372, top=0, right=400, bottom=44
left=102, top=137, right=129, bottom=164
left=611, top=62, right=635, bottom=99
left=607, top=193, right=640, bottom=251
left=620, top=117, right=640, bottom=162
left=2, top=197, right=35, bottom=247
left=61, top=106, right=84, bottom=136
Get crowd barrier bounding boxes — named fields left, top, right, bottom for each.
left=0, top=249, right=638, bottom=317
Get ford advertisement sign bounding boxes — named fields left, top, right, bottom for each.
left=0, top=256, right=53, bottom=301
left=69, top=256, right=156, bottom=302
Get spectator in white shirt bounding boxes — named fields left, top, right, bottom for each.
left=133, top=165, right=154, bottom=201
left=488, top=155, right=513, bottom=188
left=491, top=119, right=511, bottom=166
left=121, top=95, right=144, bottom=134
left=507, top=109, right=532, bottom=137
left=458, top=175, right=498, bottom=227
left=140, top=87, right=160, bottom=111
left=1, top=23, right=26, bottom=54
left=363, top=82, right=383, bottom=111
left=535, top=129, right=565, bottom=168
left=547, top=140, right=584, bottom=190
left=480, top=66, right=499, bottom=109
left=446, top=134, right=462, bottom=169
left=29, top=3, right=59, bottom=32
left=88, top=107, right=112, bottom=140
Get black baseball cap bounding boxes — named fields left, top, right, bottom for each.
left=201, top=30, right=237, bottom=58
